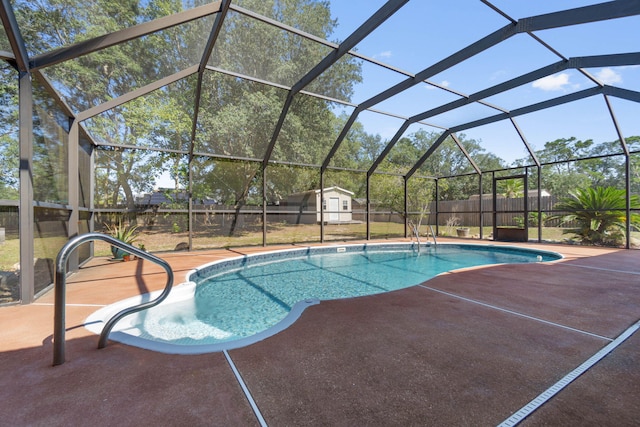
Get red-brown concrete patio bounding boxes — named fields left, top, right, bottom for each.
left=1, top=239, right=639, bottom=426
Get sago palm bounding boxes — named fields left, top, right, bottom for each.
left=499, top=178, right=524, bottom=198
left=552, top=186, right=640, bottom=246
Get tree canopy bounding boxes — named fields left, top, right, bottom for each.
left=515, top=137, right=640, bottom=197
left=0, top=65, right=18, bottom=199
left=1, top=0, right=638, bottom=213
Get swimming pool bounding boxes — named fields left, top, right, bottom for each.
left=85, top=243, right=561, bottom=354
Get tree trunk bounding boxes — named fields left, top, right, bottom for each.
left=228, top=168, right=258, bottom=237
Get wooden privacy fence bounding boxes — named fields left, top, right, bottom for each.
left=424, top=196, right=564, bottom=227
left=94, top=195, right=579, bottom=230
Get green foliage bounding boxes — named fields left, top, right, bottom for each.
left=105, top=221, right=139, bottom=245
left=551, top=186, right=640, bottom=246
left=15, top=0, right=198, bottom=208
left=406, top=177, right=435, bottom=230
left=331, top=118, right=384, bottom=170
left=6, top=0, right=640, bottom=235
left=105, top=220, right=139, bottom=259
left=514, top=212, right=547, bottom=228
left=190, top=0, right=361, bottom=215
left=515, top=137, right=640, bottom=198
left=499, top=179, right=524, bottom=198
left=0, top=65, right=19, bottom=199
left=418, top=132, right=503, bottom=200
left=370, top=174, right=403, bottom=211
left=32, top=80, right=71, bottom=204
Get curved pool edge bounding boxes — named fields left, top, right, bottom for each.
left=85, top=291, right=320, bottom=355
left=84, top=241, right=563, bottom=354
left=185, top=241, right=564, bottom=284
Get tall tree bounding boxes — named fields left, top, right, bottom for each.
left=515, top=136, right=640, bottom=198
left=14, top=0, right=201, bottom=211
left=419, top=131, right=503, bottom=200
left=0, top=65, right=19, bottom=199
left=192, top=0, right=362, bottom=235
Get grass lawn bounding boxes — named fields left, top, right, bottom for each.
left=2, top=224, right=638, bottom=273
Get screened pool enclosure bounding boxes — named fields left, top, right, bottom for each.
left=1, top=0, right=639, bottom=304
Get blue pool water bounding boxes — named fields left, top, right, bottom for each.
left=86, top=243, right=561, bottom=354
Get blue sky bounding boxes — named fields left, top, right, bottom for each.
left=326, top=0, right=640, bottom=164
left=157, top=0, right=640, bottom=189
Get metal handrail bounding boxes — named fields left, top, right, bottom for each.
left=409, top=223, right=438, bottom=252
left=428, top=224, right=438, bottom=247
left=411, top=223, right=421, bottom=253
left=53, top=232, right=174, bottom=366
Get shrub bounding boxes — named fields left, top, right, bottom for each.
left=104, top=221, right=139, bottom=245
left=514, top=212, right=547, bottom=228
left=551, top=186, right=640, bottom=246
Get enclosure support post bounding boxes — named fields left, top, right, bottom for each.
left=88, top=135, right=96, bottom=253
left=18, top=71, right=34, bottom=304
left=604, top=93, right=631, bottom=249
left=319, top=171, right=325, bottom=243
left=366, top=175, right=371, bottom=240
left=478, top=173, right=483, bottom=240
left=67, top=120, right=80, bottom=272
left=524, top=171, right=529, bottom=242
left=434, top=179, right=439, bottom=237
left=625, top=155, right=631, bottom=249
left=537, top=165, right=542, bottom=243
left=187, top=161, right=193, bottom=251
left=403, top=177, right=408, bottom=238
left=492, top=172, right=496, bottom=240
left=262, top=166, right=267, bottom=247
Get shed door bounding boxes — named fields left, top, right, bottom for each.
left=329, top=197, right=340, bottom=221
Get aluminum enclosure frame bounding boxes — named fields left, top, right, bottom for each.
left=1, top=0, right=640, bottom=304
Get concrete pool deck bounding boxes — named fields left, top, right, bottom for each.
left=1, top=239, right=639, bottom=426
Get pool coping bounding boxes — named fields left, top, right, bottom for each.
left=85, top=292, right=320, bottom=354
left=5, top=240, right=638, bottom=426
left=84, top=242, right=563, bottom=354
left=188, top=241, right=562, bottom=281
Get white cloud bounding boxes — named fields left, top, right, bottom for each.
left=490, top=69, right=508, bottom=81
left=425, top=80, right=450, bottom=90
left=595, top=67, right=622, bottom=85
left=532, top=73, right=571, bottom=91
left=375, top=50, right=392, bottom=59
